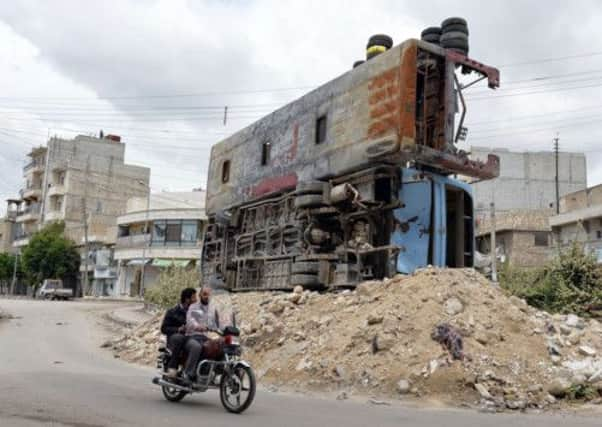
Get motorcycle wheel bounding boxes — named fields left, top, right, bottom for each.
left=161, top=385, right=187, bottom=402
left=219, top=365, right=256, bottom=414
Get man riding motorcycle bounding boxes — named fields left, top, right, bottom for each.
left=160, top=287, right=197, bottom=378
left=183, top=286, right=218, bottom=384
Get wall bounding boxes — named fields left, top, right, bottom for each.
left=478, top=230, right=552, bottom=267
left=559, top=183, right=602, bottom=213
left=470, top=147, right=587, bottom=221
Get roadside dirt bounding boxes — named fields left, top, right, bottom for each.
left=104, top=267, right=602, bottom=411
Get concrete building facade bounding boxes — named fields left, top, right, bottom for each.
left=470, top=147, right=587, bottom=221
left=113, top=191, right=206, bottom=298
left=550, top=184, right=602, bottom=261
left=2, top=134, right=150, bottom=293
left=476, top=209, right=553, bottom=267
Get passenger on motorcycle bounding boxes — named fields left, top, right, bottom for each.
left=160, top=287, right=197, bottom=378
left=182, top=286, right=219, bottom=383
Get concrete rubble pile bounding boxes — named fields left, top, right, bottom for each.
left=106, top=267, right=602, bottom=410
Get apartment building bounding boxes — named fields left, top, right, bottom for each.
left=3, top=134, right=150, bottom=291
left=113, top=191, right=206, bottom=298
left=549, top=183, right=602, bottom=261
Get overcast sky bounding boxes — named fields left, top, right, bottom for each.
left=1, top=0, right=602, bottom=211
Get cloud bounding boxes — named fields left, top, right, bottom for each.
left=1, top=0, right=602, bottom=212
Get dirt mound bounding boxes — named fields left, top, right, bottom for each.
left=107, top=267, right=602, bottom=410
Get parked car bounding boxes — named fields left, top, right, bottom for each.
left=38, top=279, right=73, bottom=300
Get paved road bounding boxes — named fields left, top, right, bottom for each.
left=0, top=299, right=600, bottom=427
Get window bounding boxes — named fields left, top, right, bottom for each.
left=261, top=141, right=271, bottom=166
left=597, top=230, right=602, bottom=239
left=165, top=220, right=182, bottom=243
left=181, top=221, right=199, bottom=245
left=152, top=221, right=166, bottom=244
left=534, top=231, right=549, bottom=247
left=222, top=160, right=231, bottom=183
left=315, top=115, right=327, bottom=144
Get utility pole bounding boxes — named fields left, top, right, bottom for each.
left=554, top=134, right=560, bottom=214
left=490, top=200, right=497, bottom=283
left=10, top=252, right=18, bottom=295
left=139, top=181, right=150, bottom=298
left=80, top=156, right=91, bottom=297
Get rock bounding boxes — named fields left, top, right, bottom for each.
left=527, top=384, right=543, bottom=393
left=589, top=369, right=602, bottom=384
left=566, top=314, right=584, bottom=329
left=293, top=285, right=303, bottom=294
left=475, top=383, right=493, bottom=400
left=373, top=334, right=395, bottom=352
left=295, top=358, right=312, bottom=372
left=444, top=297, right=464, bottom=316
left=559, top=324, right=572, bottom=336
left=544, top=394, right=557, bottom=404
left=368, top=399, right=390, bottom=406
left=579, top=345, right=597, bottom=357
left=100, top=340, right=112, bottom=348
left=567, top=331, right=583, bottom=346
left=367, top=314, right=384, bottom=325
left=397, top=379, right=411, bottom=394
left=269, top=302, right=285, bottom=315
left=475, top=330, right=496, bottom=346
left=334, top=365, right=347, bottom=380
left=547, top=342, right=562, bottom=357
left=289, top=292, right=303, bottom=304
left=547, top=378, right=571, bottom=398
left=336, top=391, right=349, bottom=400
left=428, top=359, right=439, bottom=375
left=506, top=400, right=526, bottom=410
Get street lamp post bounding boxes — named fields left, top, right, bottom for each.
left=139, top=181, right=150, bottom=298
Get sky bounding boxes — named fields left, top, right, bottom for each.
left=1, top=0, right=602, bottom=212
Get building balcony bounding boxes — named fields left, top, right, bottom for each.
left=114, top=243, right=202, bottom=261
left=47, top=184, right=66, bottom=197
left=23, top=162, right=44, bottom=176
left=20, top=187, right=42, bottom=201
left=16, top=205, right=40, bottom=223
left=45, top=210, right=64, bottom=222
left=13, top=234, right=31, bottom=247
left=115, top=233, right=151, bottom=248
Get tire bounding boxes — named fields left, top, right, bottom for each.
left=353, top=60, right=365, bottom=68
left=367, top=34, right=393, bottom=49
left=295, top=181, right=326, bottom=195
left=421, top=27, right=441, bottom=37
left=441, top=38, right=469, bottom=50
left=421, top=35, right=440, bottom=44
left=220, top=365, right=256, bottom=414
left=441, top=23, right=468, bottom=35
left=290, top=274, right=321, bottom=286
left=291, top=261, right=319, bottom=274
left=161, top=385, right=188, bottom=402
left=294, top=194, right=325, bottom=208
left=440, top=32, right=468, bottom=43
left=441, top=17, right=467, bottom=28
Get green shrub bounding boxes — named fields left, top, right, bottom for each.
left=500, top=243, right=602, bottom=317
left=144, top=266, right=200, bottom=308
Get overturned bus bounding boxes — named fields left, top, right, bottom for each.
left=202, top=34, right=500, bottom=291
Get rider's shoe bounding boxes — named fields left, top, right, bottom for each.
left=180, top=372, right=194, bottom=387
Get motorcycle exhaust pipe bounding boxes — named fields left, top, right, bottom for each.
left=152, top=377, right=192, bottom=393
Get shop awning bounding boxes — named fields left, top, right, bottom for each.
left=151, top=258, right=191, bottom=268
left=127, top=258, right=151, bottom=266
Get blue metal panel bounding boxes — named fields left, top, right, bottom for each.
left=393, top=168, right=432, bottom=274
left=431, top=178, right=447, bottom=267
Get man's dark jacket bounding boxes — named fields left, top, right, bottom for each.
left=160, top=304, right=187, bottom=338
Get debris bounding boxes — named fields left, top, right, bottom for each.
left=367, top=314, right=384, bottom=325
left=368, top=399, right=390, bottom=406
left=579, top=345, right=597, bottom=357
left=475, top=383, right=492, bottom=399
left=336, top=391, right=349, bottom=400
left=566, top=314, right=584, bottom=329
left=547, top=378, right=571, bottom=398
left=397, top=379, right=411, bottom=394
left=431, top=323, right=464, bottom=360
left=444, top=297, right=464, bottom=316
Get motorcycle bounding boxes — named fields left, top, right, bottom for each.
left=152, top=301, right=256, bottom=413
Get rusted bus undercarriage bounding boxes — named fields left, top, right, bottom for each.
left=202, top=39, right=501, bottom=291
left=202, top=165, right=402, bottom=290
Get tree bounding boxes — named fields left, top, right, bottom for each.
left=21, top=222, right=80, bottom=291
left=145, top=266, right=200, bottom=308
